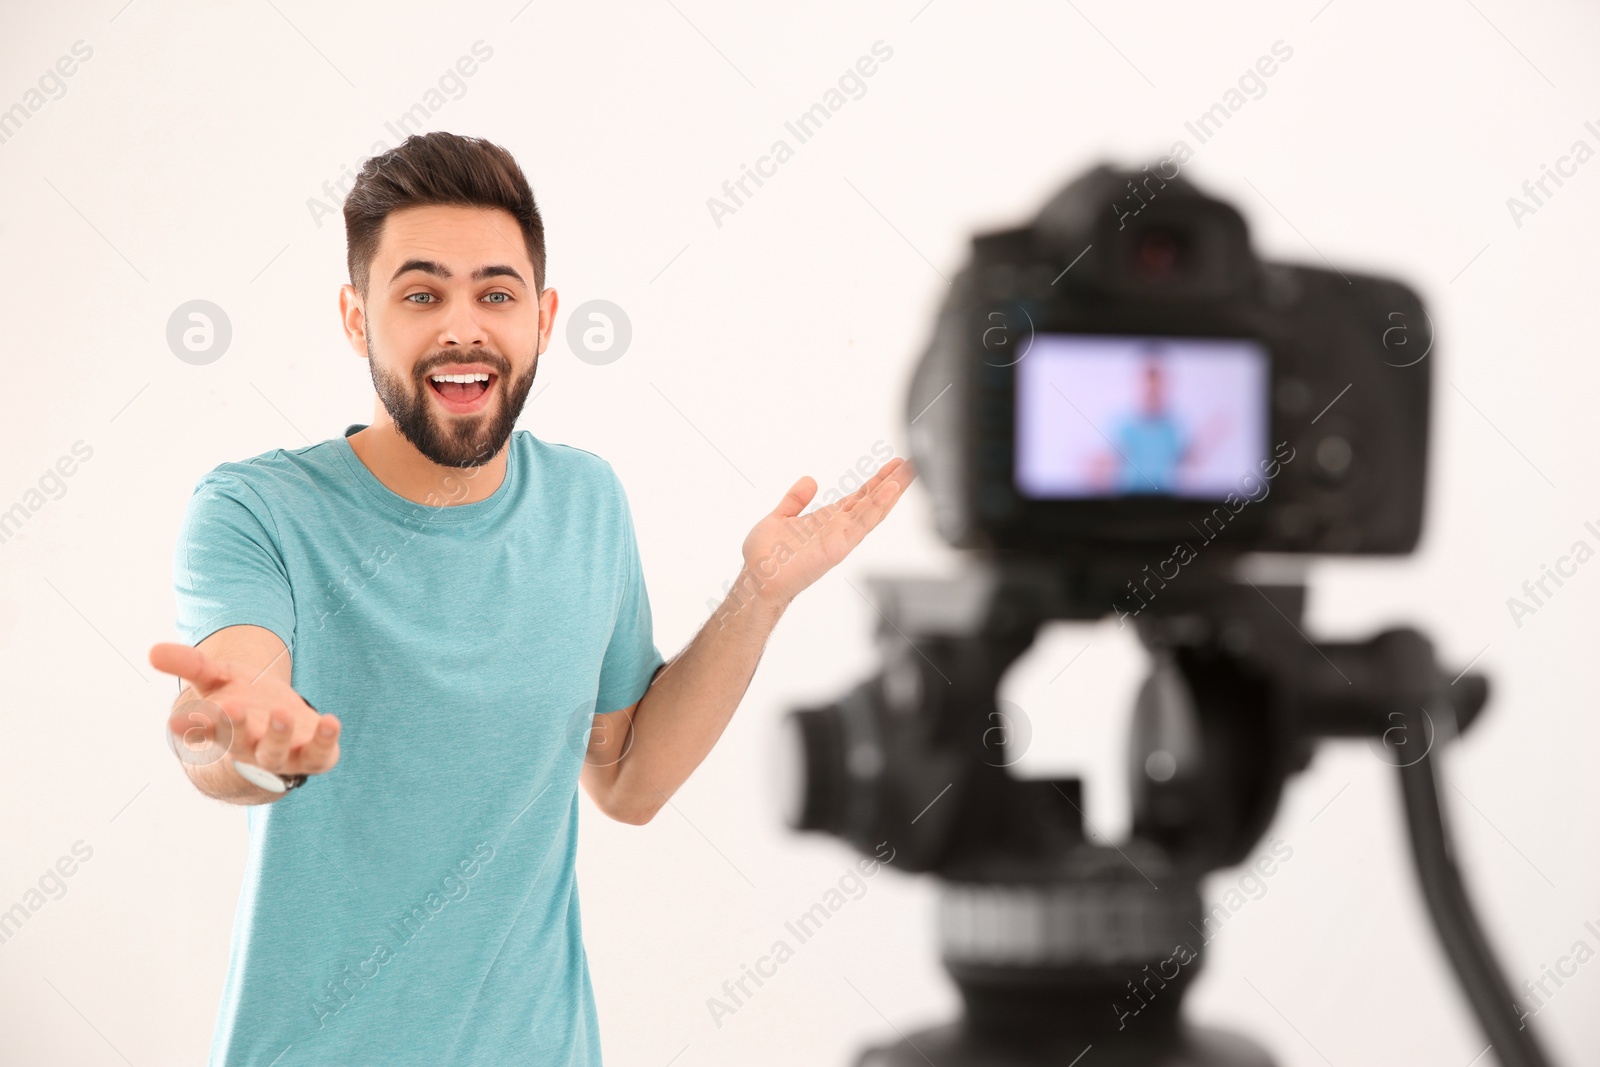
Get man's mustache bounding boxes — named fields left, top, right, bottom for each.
left=417, top=353, right=509, bottom=378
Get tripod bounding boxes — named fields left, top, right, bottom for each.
left=782, top=560, right=1554, bottom=1067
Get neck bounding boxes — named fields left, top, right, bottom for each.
left=346, top=408, right=509, bottom=507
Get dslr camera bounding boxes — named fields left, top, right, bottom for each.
left=907, top=162, right=1430, bottom=568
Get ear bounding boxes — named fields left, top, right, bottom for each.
left=339, top=283, right=368, bottom=358
left=536, top=287, right=559, bottom=355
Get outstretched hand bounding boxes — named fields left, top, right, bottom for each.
left=736, top=456, right=916, bottom=610
left=151, top=642, right=342, bottom=782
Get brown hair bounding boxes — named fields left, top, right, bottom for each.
left=343, top=131, right=546, bottom=301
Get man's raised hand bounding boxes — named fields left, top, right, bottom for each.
left=150, top=642, right=342, bottom=782
left=737, top=456, right=916, bottom=609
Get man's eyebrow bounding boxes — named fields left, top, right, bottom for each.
left=389, top=260, right=527, bottom=287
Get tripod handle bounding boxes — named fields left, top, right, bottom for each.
left=1297, top=627, right=1488, bottom=739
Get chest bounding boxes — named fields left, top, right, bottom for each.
left=282, top=520, right=620, bottom=757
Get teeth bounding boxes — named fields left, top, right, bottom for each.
left=430, top=372, right=490, bottom=383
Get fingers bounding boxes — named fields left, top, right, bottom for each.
left=793, top=458, right=914, bottom=539
left=801, top=459, right=910, bottom=527
left=840, top=457, right=912, bottom=512
left=842, top=458, right=913, bottom=517
left=150, top=642, right=233, bottom=695
left=249, top=707, right=297, bottom=772
left=770, top=476, right=818, bottom=520
left=212, top=692, right=267, bottom=760
left=843, top=463, right=914, bottom=533
left=292, top=714, right=342, bottom=775
left=242, top=706, right=341, bottom=777
left=202, top=681, right=288, bottom=762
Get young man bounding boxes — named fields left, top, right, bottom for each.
left=150, top=131, right=913, bottom=1066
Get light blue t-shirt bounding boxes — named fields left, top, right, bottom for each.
left=1113, top=413, right=1187, bottom=493
left=171, top=425, right=666, bottom=1067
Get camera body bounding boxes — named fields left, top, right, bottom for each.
left=907, top=163, right=1431, bottom=559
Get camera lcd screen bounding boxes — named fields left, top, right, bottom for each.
left=1014, top=333, right=1270, bottom=500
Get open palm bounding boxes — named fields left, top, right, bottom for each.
left=738, top=456, right=916, bottom=608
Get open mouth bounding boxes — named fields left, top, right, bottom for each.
left=426, top=371, right=498, bottom=414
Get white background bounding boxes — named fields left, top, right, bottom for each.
left=1, top=2, right=1597, bottom=1065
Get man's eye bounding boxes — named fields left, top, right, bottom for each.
left=404, top=292, right=511, bottom=305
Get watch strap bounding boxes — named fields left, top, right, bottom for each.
left=231, top=759, right=308, bottom=793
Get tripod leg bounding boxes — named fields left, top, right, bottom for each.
left=1396, top=711, right=1556, bottom=1067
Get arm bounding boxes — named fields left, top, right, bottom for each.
left=1177, top=411, right=1230, bottom=473
left=154, top=624, right=343, bottom=806
left=579, top=456, right=915, bottom=825
left=580, top=581, right=784, bottom=824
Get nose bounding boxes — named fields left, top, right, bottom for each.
left=436, top=294, right=487, bottom=350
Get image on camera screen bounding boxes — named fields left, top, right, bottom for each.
left=1014, top=333, right=1270, bottom=500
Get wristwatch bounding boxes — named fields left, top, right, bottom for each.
left=231, top=759, right=308, bottom=793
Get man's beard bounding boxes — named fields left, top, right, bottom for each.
left=366, top=334, right=538, bottom=469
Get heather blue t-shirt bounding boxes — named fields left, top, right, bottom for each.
left=1113, top=413, right=1187, bottom=493
left=171, top=425, right=666, bottom=1067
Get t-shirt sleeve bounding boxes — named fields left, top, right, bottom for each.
left=594, top=471, right=666, bottom=715
left=172, top=470, right=297, bottom=656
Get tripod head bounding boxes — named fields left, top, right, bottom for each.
left=784, top=560, right=1486, bottom=877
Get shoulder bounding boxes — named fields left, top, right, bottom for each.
left=517, top=434, right=641, bottom=552
left=188, top=438, right=347, bottom=515
left=520, top=432, right=624, bottom=496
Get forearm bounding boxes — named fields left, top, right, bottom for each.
left=608, top=568, right=787, bottom=821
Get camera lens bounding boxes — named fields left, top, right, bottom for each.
left=775, top=708, right=846, bottom=832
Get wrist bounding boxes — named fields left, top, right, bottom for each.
left=213, top=753, right=294, bottom=802
left=229, top=755, right=307, bottom=795
left=732, top=566, right=792, bottom=618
